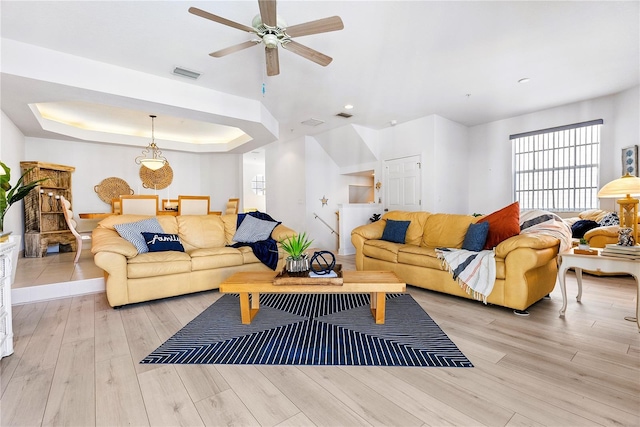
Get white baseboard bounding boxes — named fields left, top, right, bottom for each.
left=12, top=278, right=105, bottom=305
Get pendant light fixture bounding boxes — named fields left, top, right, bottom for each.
left=135, top=115, right=167, bottom=171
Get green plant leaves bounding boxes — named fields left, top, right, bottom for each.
left=279, top=232, right=313, bottom=259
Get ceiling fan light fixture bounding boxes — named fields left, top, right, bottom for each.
left=263, top=33, right=279, bottom=49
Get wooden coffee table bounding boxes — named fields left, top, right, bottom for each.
left=220, top=270, right=406, bottom=325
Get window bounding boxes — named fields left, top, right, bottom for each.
left=511, top=119, right=602, bottom=212
left=251, top=174, right=265, bottom=195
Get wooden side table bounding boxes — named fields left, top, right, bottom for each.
left=557, top=249, right=640, bottom=332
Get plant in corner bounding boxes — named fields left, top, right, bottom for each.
left=279, top=232, right=313, bottom=276
left=0, top=161, right=47, bottom=235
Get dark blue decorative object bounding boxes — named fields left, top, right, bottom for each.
left=310, top=251, right=336, bottom=274
left=142, top=232, right=185, bottom=252
left=462, top=221, right=490, bottom=251
left=381, top=219, right=410, bottom=244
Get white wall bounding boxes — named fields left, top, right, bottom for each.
left=467, top=86, right=639, bottom=214
left=376, top=114, right=470, bottom=214
left=433, top=115, right=470, bottom=214
left=24, top=137, right=242, bottom=215
left=264, top=135, right=380, bottom=252
left=264, top=136, right=307, bottom=234
left=0, top=111, right=27, bottom=242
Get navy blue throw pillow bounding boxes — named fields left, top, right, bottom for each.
left=571, top=219, right=600, bottom=238
left=462, top=221, right=490, bottom=252
left=142, top=232, right=185, bottom=252
left=381, top=220, right=411, bottom=244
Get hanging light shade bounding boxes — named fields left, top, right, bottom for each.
left=135, top=115, right=167, bottom=171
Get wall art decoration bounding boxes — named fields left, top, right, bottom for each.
left=622, top=145, right=639, bottom=176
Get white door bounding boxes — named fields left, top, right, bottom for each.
left=385, top=155, right=421, bottom=212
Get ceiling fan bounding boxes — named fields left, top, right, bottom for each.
left=189, top=0, right=344, bottom=76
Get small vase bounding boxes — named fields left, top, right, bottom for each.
left=286, top=254, right=310, bottom=277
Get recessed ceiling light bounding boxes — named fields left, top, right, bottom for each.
left=518, top=78, right=531, bottom=84
left=344, top=104, right=354, bottom=110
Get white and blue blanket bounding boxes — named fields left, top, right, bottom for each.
left=436, top=248, right=496, bottom=304
left=519, top=209, right=572, bottom=253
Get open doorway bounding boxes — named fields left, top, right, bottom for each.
left=243, top=150, right=266, bottom=212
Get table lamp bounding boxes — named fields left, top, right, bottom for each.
left=598, top=173, right=640, bottom=245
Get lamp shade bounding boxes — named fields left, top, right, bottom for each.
left=598, top=173, right=640, bottom=198
left=140, top=158, right=165, bottom=171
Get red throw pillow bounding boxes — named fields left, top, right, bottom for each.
left=477, top=202, right=520, bottom=250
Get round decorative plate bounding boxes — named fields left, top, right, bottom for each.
left=94, top=177, right=134, bottom=204
left=139, top=163, right=173, bottom=190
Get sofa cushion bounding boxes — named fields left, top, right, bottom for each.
left=422, top=213, right=476, bottom=249
left=233, top=214, right=279, bottom=243
left=190, top=247, right=245, bottom=271
left=362, top=240, right=403, bottom=263
left=477, top=202, right=520, bottom=249
left=381, top=219, right=410, bottom=244
left=462, top=221, right=490, bottom=251
left=114, top=218, right=164, bottom=253
left=579, top=209, right=612, bottom=223
left=177, top=215, right=226, bottom=252
left=142, top=232, right=185, bottom=252
left=397, top=246, right=444, bottom=269
left=383, top=211, right=431, bottom=245
left=126, top=251, right=192, bottom=278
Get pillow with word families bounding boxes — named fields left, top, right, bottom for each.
left=142, top=232, right=185, bottom=252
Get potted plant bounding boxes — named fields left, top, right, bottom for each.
left=0, top=161, right=47, bottom=238
left=279, top=232, right=313, bottom=276
left=578, top=238, right=590, bottom=250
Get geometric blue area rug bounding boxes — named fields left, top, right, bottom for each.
left=141, top=293, right=473, bottom=367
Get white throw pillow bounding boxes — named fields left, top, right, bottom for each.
left=232, top=215, right=278, bottom=243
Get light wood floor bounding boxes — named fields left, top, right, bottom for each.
left=13, top=243, right=103, bottom=288
left=2, top=254, right=639, bottom=426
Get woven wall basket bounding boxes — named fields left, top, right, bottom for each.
left=140, top=163, right=173, bottom=190
left=94, top=177, right=134, bottom=204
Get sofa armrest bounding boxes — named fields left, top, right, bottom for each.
left=495, top=234, right=560, bottom=259
left=271, top=224, right=297, bottom=242
left=584, top=225, right=619, bottom=248
left=352, top=221, right=386, bottom=240
left=584, top=225, right=618, bottom=240
left=91, top=228, right=138, bottom=258
left=351, top=221, right=386, bottom=270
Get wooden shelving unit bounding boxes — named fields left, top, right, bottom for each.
left=20, top=161, right=75, bottom=258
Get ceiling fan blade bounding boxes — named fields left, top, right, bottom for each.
left=189, top=7, right=255, bottom=33
left=210, top=40, right=260, bottom=58
left=285, top=16, right=344, bottom=38
left=258, top=0, right=277, bottom=27
left=282, top=41, right=332, bottom=67
left=265, top=47, right=280, bottom=76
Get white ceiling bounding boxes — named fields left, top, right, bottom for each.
left=1, top=0, right=638, bottom=152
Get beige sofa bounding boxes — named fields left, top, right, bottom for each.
left=351, top=211, right=563, bottom=311
left=91, top=214, right=295, bottom=307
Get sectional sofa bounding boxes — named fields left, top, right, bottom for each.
left=91, top=213, right=295, bottom=307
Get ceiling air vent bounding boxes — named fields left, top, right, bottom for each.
left=336, top=112, right=353, bottom=118
left=172, top=67, right=201, bottom=80
left=301, top=118, right=325, bottom=127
